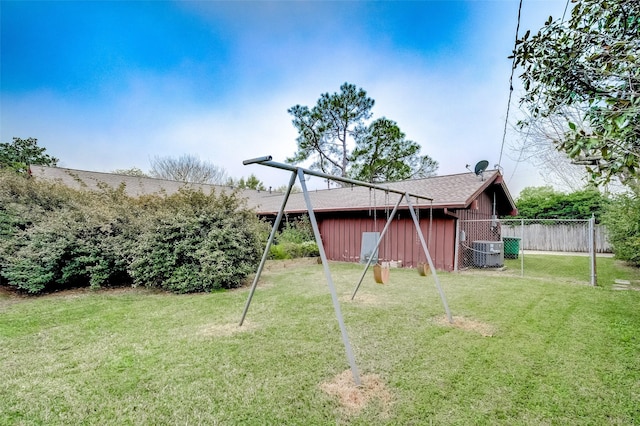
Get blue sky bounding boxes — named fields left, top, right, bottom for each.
left=1, top=1, right=568, bottom=195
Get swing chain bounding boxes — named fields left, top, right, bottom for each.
left=385, top=191, right=389, bottom=219
left=385, top=191, right=390, bottom=265
left=373, top=189, right=377, bottom=230
left=429, top=199, right=434, bottom=248
left=416, top=197, right=420, bottom=245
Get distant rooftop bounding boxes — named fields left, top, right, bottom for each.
left=30, top=165, right=515, bottom=215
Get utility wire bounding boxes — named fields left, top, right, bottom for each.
left=497, top=0, right=523, bottom=169
left=562, top=0, right=571, bottom=21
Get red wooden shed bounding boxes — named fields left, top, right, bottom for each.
left=252, top=170, right=517, bottom=272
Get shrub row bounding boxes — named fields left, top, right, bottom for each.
left=269, top=241, right=319, bottom=260
left=0, top=171, right=264, bottom=294
left=602, top=190, right=640, bottom=267
left=268, top=216, right=319, bottom=260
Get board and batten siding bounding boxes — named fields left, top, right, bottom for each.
left=318, top=211, right=456, bottom=271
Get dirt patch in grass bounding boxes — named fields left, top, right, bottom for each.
left=0, top=284, right=158, bottom=300
left=50, top=286, right=159, bottom=299
left=196, top=320, right=258, bottom=337
left=434, top=315, right=497, bottom=337
left=0, top=286, right=27, bottom=311
left=342, top=293, right=384, bottom=306
left=0, top=285, right=23, bottom=298
left=320, top=369, right=393, bottom=416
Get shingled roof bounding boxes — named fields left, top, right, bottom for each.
left=29, top=165, right=269, bottom=207
left=31, top=166, right=516, bottom=216
left=251, top=169, right=516, bottom=215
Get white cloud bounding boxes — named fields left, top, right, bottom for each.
left=2, top=0, right=570, bottom=198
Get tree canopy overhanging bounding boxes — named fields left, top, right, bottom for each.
left=512, top=0, right=640, bottom=185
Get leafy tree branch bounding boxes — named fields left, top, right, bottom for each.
left=512, top=0, right=640, bottom=185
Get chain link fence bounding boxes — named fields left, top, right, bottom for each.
left=455, top=218, right=610, bottom=285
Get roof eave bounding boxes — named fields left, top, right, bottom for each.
left=461, top=171, right=517, bottom=213
left=255, top=202, right=470, bottom=216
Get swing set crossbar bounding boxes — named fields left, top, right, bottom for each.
left=242, top=156, right=434, bottom=202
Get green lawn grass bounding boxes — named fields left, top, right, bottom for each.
left=503, top=253, right=617, bottom=285
left=1, top=257, right=639, bottom=425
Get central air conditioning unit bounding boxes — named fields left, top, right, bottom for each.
left=472, top=240, right=504, bottom=267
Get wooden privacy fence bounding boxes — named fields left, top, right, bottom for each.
left=500, top=220, right=611, bottom=253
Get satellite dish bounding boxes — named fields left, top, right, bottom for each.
left=474, top=160, right=489, bottom=176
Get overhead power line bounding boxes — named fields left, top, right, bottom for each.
left=497, top=0, right=523, bottom=169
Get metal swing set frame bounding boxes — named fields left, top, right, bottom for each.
left=239, top=156, right=453, bottom=386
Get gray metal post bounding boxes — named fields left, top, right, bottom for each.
left=297, top=168, right=362, bottom=386
left=520, top=218, right=525, bottom=277
left=590, top=215, right=597, bottom=286
left=453, top=219, right=460, bottom=272
left=239, top=170, right=298, bottom=326
left=351, top=193, right=403, bottom=300
left=405, top=194, right=453, bottom=324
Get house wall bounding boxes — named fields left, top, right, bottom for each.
left=456, top=190, right=497, bottom=221
left=317, top=209, right=457, bottom=271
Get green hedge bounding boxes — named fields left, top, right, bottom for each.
left=267, top=216, right=319, bottom=260
left=128, top=190, right=263, bottom=293
left=0, top=171, right=263, bottom=294
left=602, top=191, right=640, bottom=266
left=269, top=241, right=319, bottom=260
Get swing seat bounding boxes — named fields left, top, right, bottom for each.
left=417, top=262, right=430, bottom=276
left=373, top=263, right=390, bottom=284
